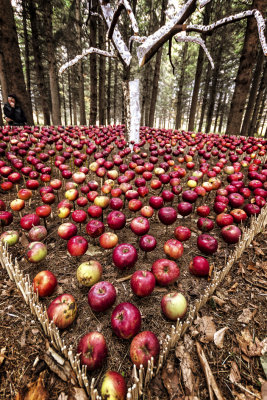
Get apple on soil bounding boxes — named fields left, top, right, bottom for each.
left=151, top=258, right=180, bottom=286
left=76, top=260, right=102, bottom=287
left=111, top=302, right=141, bottom=339
left=189, top=256, right=210, bottom=277
left=47, top=293, right=77, bottom=329
left=0, top=230, right=19, bottom=246
left=130, top=270, right=156, bottom=297
left=163, top=239, right=184, bottom=259
left=112, top=243, right=138, bottom=270
left=130, top=331, right=160, bottom=368
left=77, top=331, right=107, bottom=370
left=101, top=371, right=127, bottom=400
left=27, top=241, right=47, bottom=263
left=33, top=270, right=57, bottom=297
left=161, top=292, right=187, bottom=320
left=88, top=281, right=117, bottom=312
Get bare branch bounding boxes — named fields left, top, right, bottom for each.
left=98, top=0, right=132, bottom=66
left=129, top=35, right=147, bottom=51
left=59, top=48, right=116, bottom=74
left=108, top=0, right=139, bottom=40
left=186, top=9, right=267, bottom=56
left=199, top=0, right=212, bottom=8
left=175, top=34, right=214, bottom=68
left=168, top=38, right=175, bottom=74
left=136, top=0, right=197, bottom=66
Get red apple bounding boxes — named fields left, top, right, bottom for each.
left=33, top=270, right=57, bottom=297
left=197, top=217, right=214, bottom=232
left=221, top=225, right=241, bottom=244
left=216, top=213, right=234, bottom=227
left=107, top=211, right=126, bottom=230
left=177, top=202, right=193, bottom=217
left=112, top=243, right=138, bottom=270
left=140, top=205, right=154, bottom=218
left=130, top=216, right=150, bottom=236
left=158, top=207, right=177, bottom=225
left=87, top=205, right=102, bottom=218
left=139, top=234, right=157, bottom=252
left=197, top=234, right=218, bottom=255
left=88, top=281, right=117, bottom=312
left=130, top=270, right=156, bottom=297
left=100, top=371, right=127, bottom=400
left=111, top=302, right=141, bottom=339
left=58, top=222, right=78, bottom=240
left=151, top=259, right=180, bottom=286
left=163, top=239, right=183, bottom=259
left=77, top=332, right=107, bottom=370
left=230, top=209, right=247, bottom=223
left=130, top=331, right=160, bottom=368
left=29, top=225, right=47, bottom=241
left=189, top=256, right=210, bottom=276
left=99, top=232, right=119, bottom=249
left=174, top=226, right=191, bottom=241
left=67, top=235, right=88, bottom=256
left=0, top=211, right=13, bottom=227
left=161, top=292, right=187, bottom=320
left=27, top=241, right=47, bottom=263
left=197, top=205, right=210, bottom=217
left=86, top=220, right=105, bottom=238
left=47, top=293, right=77, bottom=329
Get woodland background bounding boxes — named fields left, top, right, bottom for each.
left=0, top=0, right=266, bottom=136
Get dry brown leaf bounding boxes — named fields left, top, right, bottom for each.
left=236, top=328, right=264, bottom=357
left=255, top=247, right=265, bottom=256
left=247, top=264, right=258, bottom=272
left=176, top=343, right=197, bottom=396
left=237, top=308, right=257, bottom=324
left=208, top=264, right=214, bottom=281
left=15, top=371, right=49, bottom=400
left=229, top=361, right=241, bottom=384
left=262, top=381, right=267, bottom=400
left=212, top=296, right=225, bottom=306
left=214, top=327, right=229, bottom=349
left=229, top=282, right=238, bottom=292
left=196, top=316, right=216, bottom=343
left=162, top=360, right=182, bottom=399
left=0, top=347, right=6, bottom=366
left=20, top=233, right=29, bottom=248
left=68, top=387, right=88, bottom=400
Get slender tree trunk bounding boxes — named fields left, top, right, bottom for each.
left=0, top=53, right=8, bottom=101
left=67, top=65, right=73, bottom=125
left=175, top=43, right=188, bottom=129
left=62, top=77, right=67, bottom=126
left=43, top=0, right=61, bottom=125
left=28, top=0, right=50, bottom=125
left=251, top=62, right=267, bottom=135
left=144, top=62, right=153, bottom=126
left=113, top=61, right=118, bottom=124
left=98, top=19, right=106, bottom=125
left=0, top=0, right=33, bottom=124
left=218, top=91, right=227, bottom=133
left=226, top=0, right=265, bottom=135
left=198, top=62, right=212, bottom=132
left=0, top=98, right=3, bottom=125
left=213, top=89, right=223, bottom=132
left=89, top=3, right=97, bottom=125
left=148, top=0, right=167, bottom=127
left=205, top=40, right=223, bottom=133
left=75, top=0, right=86, bottom=125
left=73, top=98, right=77, bottom=125
left=188, top=2, right=212, bottom=131
left=241, top=51, right=264, bottom=136
left=22, top=0, right=31, bottom=99
left=107, top=44, right=112, bottom=125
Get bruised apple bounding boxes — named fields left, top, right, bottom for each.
left=76, top=260, right=102, bottom=287
left=130, top=331, right=160, bottom=368
left=47, top=294, right=77, bottom=329
left=101, top=371, right=127, bottom=400
left=77, top=331, right=107, bottom=370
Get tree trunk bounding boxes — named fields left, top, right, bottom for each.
left=148, top=0, right=168, bottom=127
left=75, top=0, right=86, bottom=125
left=0, top=98, right=3, bottom=125
left=188, top=2, right=212, bottom=131
left=89, top=1, right=98, bottom=125
left=218, top=91, right=227, bottom=133
left=241, top=51, right=264, bottom=136
left=67, top=65, right=72, bottom=125
left=226, top=0, right=265, bottom=136
left=22, top=0, right=31, bottom=99
left=198, top=62, right=212, bottom=132
left=73, top=98, right=77, bottom=125
left=0, top=0, right=33, bottom=124
left=43, top=0, right=61, bottom=125
left=175, top=42, right=188, bottom=130
left=107, top=44, right=112, bottom=125
left=0, top=52, right=8, bottom=101
left=28, top=0, right=50, bottom=125
left=113, top=61, right=118, bottom=124
left=251, top=61, right=267, bottom=135
left=205, top=40, right=223, bottom=133
left=98, top=18, right=106, bottom=126
left=213, top=88, right=223, bottom=132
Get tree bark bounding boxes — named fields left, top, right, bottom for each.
left=188, top=2, right=212, bottom=131
left=213, top=88, right=223, bottom=132
left=148, top=0, right=168, bottom=127
left=0, top=98, right=3, bottom=125
left=107, top=44, right=112, bottom=125
left=226, top=0, right=265, bottom=136
left=241, top=51, right=264, bottom=136
left=28, top=0, right=50, bottom=125
left=251, top=61, right=267, bottom=135
left=42, top=0, right=61, bottom=125
left=75, top=0, right=86, bottom=125
left=205, top=39, right=223, bottom=133
left=22, top=0, right=31, bottom=99
left=89, top=0, right=98, bottom=125
left=98, top=18, right=106, bottom=126
left=218, top=91, right=227, bottom=134
left=0, top=0, right=33, bottom=124
left=0, top=52, right=8, bottom=101
left=113, top=61, right=118, bottom=124
left=175, top=42, right=188, bottom=130
left=67, top=63, right=72, bottom=125
left=198, top=62, right=212, bottom=132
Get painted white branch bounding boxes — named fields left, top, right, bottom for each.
left=108, top=0, right=139, bottom=39
left=187, top=9, right=267, bottom=56
left=175, top=34, right=214, bottom=68
left=129, top=35, right=147, bottom=49
left=129, top=80, right=141, bottom=146
left=59, top=48, right=116, bottom=74
left=199, top=0, right=212, bottom=8
left=136, top=0, right=196, bottom=66
left=99, top=0, right=132, bottom=66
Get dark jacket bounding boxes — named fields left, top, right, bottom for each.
left=3, top=103, right=27, bottom=126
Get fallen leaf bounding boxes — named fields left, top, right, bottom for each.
left=237, top=308, right=257, bottom=324
left=0, top=347, right=6, bottom=366
left=212, top=295, right=225, bottom=306
left=262, top=381, right=267, bottom=400
left=247, top=264, right=258, bottom=272
left=85, top=244, right=102, bottom=257
left=261, top=355, right=267, bottom=378
left=229, top=361, right=241, bottom=384
left=20, top=233, right=29, bottom=248
left=16, top=371, right=49, bottom=400
left=229, top=282, right=238, bottom=292
left=236, top=329, right=264, bottom=357
left=162, top=360, right=182, bottom=399
left=196, top=316, right=216, bottom=343
left=255, top=247, right=265, bottom=256
left=68, top=387, right=88, bottom=400
left=176, top=345, right=197, bottom=396
left=208, top=264, right=214, bottom=281
left=214, top=327, right=229, bottom=349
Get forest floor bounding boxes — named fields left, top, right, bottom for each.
left=0, top=226, right=266, bottom=400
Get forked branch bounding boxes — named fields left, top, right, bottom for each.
left=108, top=0, right=139, bottom=40
left=174, top=34, right=214, bottom=68
left=59, top=47, right=116, bottom=74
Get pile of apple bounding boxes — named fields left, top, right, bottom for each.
left=0, top=124, right=266, bottom=397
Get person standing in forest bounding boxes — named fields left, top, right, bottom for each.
left=3, top=94, right=27, bottom=126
